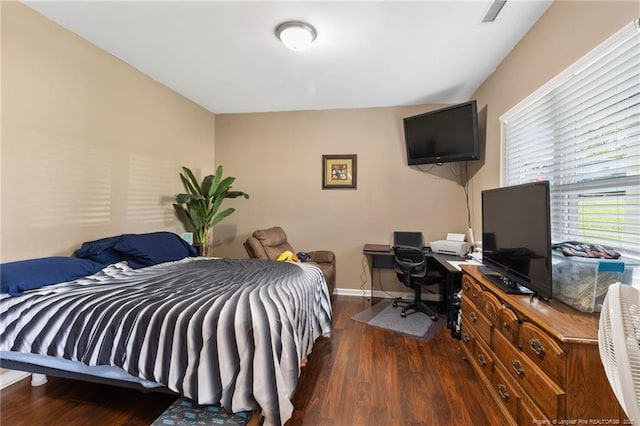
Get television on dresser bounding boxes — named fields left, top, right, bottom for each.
left=481, top=181, right=553, bottom=300
left=403, top=100, right=480, bottom=165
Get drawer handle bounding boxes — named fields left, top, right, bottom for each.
left=477, top=354, right=487, bottom=367
left=469, top=312, right=477, bottom=322
left=529, top=339, right=546, bottom=357
left=503, top=322, right=511, bottom=331
left=498, top=384, right=510, bottom=400
left=462, top=332, right=471, bottom=343
left=512, top=359, right=525, bottom=377
left=463, top=281, right=471, bottom=291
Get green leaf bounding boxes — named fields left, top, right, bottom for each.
left=180, top=173, right=198, bottom=196
left=201, top=175, right=215, bottom=199
left=210, top=208, right=235, bottom=228
left=176, top=193, right=193, bottom=204
left=188, top=209, right=207, bottom=230
left=209, top=196, right=224, bottom=218
left=210, top=165, right=223, bottom=196
left=226, top=191, right=250, bottom=199
left=182, top=167, right=202, bottom=195
left=213, top=176, right=235, bottom=198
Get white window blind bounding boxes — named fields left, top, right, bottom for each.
left=501, top=20, right=640, bottom=257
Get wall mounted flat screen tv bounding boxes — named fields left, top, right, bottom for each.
left=403, top=100, right=480, bottom=165
left=481, top=181, right=553, bottom=300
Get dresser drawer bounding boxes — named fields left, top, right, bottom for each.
left=462, top=295, right=493, bottom=345
left=519, top=322, right=566, bottom=386
left=462, top=275, right=483, bottom=303
left=492, top=362, right=519, bottom=422
left=474, top=330, right=495, bottom=379
left=460, top=322, right=476, bottom=356
left=493, top=331, right=565, bottom=420
left=498, top=306, right=519, bottom=345
left=479, top=291, right=503, bottom=329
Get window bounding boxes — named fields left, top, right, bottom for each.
left=501, top=20, right=640, bottom=258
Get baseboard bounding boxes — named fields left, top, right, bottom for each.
left=333, top=288, right=404, bottom=298
left=333, top=288, right=440, bottom=302
left=0, top=369, right=30, bottom=389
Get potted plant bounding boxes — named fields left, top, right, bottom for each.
left=174, top=165, right=249, bottom=256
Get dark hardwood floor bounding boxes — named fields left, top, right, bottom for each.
left=0, top=295, right=501, bottom=425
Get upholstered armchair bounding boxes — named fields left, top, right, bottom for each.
left=244, top=226, right=336, bottom=297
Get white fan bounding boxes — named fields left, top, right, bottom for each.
left=598, top=282, right=640, bottom=424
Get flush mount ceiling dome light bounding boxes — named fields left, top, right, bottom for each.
left=276, top=21, right=317, bottom=51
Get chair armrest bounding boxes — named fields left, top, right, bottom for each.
left=245, top=237, right=269, bottom=259
left=307, top=250, right=335, bottom=264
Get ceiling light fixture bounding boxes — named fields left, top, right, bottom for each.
left=276, top=21, right=317, bottom=52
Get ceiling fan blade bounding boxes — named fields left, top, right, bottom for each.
left=482, top=0, right=508, bottom=23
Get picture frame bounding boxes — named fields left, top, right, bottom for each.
left=322, top=154, right=357, bottom=189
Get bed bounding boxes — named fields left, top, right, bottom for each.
left=0, top=233, right=333, bottom=426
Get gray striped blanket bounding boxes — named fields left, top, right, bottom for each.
left=0, top=257, right=333, bottom=425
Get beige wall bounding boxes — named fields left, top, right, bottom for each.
left=215, top=1, right=639, bottom=293
left=214, top=107, right=471, bottom=292
left=468, top=1, right=639, bottom=234
left=1, top=2, right=216, bottom=262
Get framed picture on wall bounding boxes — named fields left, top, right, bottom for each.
left=322, top=154, right=357, bottom=189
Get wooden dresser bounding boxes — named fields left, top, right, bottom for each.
left=459, top=265, right=625, bottom=425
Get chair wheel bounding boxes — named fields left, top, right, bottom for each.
left=393, top=301, right=398, bottom=307
left=431, top=315, right=438, bottom=321
left=401, top=312, right=406, bottom=318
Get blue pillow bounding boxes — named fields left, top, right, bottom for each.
left=113, top=232, right=198, bottom=269
left=74, top=235, right=127, bottom=265
left=1, top=257, right=104, bottom=296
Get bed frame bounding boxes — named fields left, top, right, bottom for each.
left=0, top=358, right=174, bottom=393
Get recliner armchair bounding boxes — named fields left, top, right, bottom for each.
left=244, top=226, right=336, bottom=297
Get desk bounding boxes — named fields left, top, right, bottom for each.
left=363, top=244, right=469, bottom=337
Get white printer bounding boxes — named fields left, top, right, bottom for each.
left=430, top=233, right=471, bottom=256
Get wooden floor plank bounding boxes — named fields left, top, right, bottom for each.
left=0, top=295, right=501, bottom=425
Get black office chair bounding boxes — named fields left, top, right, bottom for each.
left=392, top=246, right=442, bottom=321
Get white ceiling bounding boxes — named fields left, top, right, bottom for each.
left=23, top=1, right=553, bottom=114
